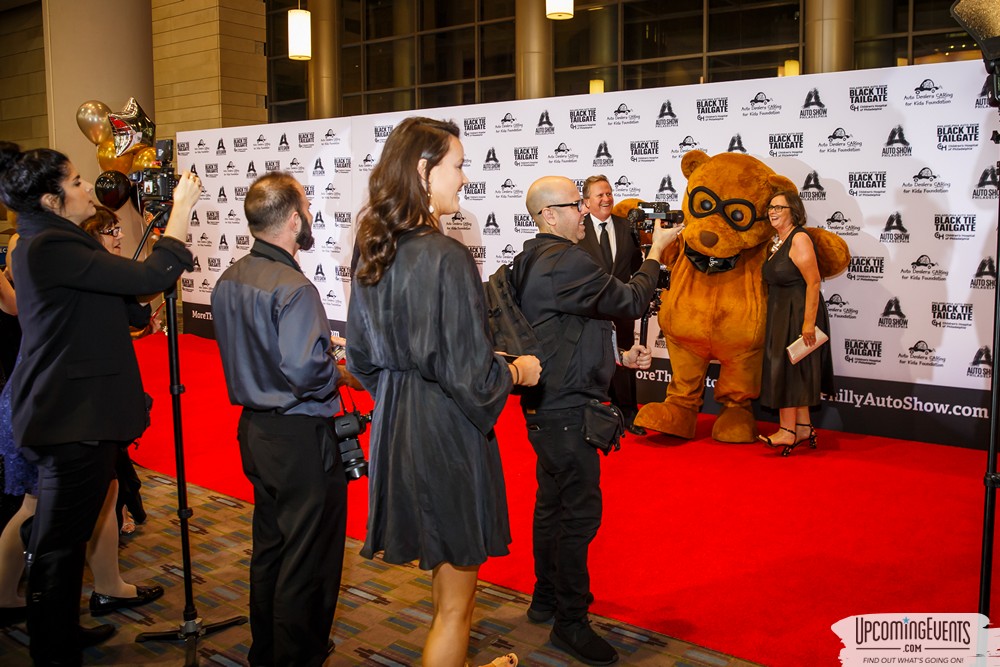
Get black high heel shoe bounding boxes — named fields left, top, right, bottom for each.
left=778, top=422, right=818, bottom=457
left=757, top=426, right=796, bottom=448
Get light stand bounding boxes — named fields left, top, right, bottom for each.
left=950, top=0, right=1000, bottom=618
left=130, top=201, right=247, bottom=665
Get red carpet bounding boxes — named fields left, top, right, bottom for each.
left=133, top=333, right=1000, bottom=666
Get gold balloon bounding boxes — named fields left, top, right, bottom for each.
left=97, top=139, right=133, bottom=174
left=76, top=100, right=112, bottom=145
left=130, top=146, right=159, bottom=173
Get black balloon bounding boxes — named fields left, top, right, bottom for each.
left=95, top=170, right=131, bottom=210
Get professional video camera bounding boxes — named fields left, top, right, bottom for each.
left=133, top=139, right=180, bottom=224
left=332, top=407, right=371, bottom=481
left=626, top=201, right=685, bottom=233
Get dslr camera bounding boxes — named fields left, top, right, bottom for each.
left=132, top=139, right=180, bottom=223
left=332, top=408, right=371, bottom=481
left=626, top=201, right=685, bottom=233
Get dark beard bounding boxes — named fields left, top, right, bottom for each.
left=296, top=207, right=314, bottom=251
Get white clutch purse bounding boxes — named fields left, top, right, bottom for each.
left=786, top=327, right=829, bottom=365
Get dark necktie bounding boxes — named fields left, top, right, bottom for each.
left=599, top=222, right=613, bottom=271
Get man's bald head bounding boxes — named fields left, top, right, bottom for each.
left=526, top=175, right=587, bottom=243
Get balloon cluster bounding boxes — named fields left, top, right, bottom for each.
left=76, top=97, right=158, bottom=210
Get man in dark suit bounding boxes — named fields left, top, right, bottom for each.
left=577, top=174, right=647, bottom=435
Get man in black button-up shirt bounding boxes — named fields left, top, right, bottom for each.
left=212, top=172, right=346, bottom=667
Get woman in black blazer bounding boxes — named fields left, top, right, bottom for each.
left=0, top=142, right=199, bottom=665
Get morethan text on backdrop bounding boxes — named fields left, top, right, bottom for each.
left=175, top=59, right=1000, bottom=448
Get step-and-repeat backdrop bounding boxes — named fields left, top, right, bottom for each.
left=176, top=60, right=1000, bottom=448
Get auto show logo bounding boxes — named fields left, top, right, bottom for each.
left=373, top=124, right=394, bottom=143
left=495, top=178, right=524, bottom=200
left=822, top=211, right=860, bottom=237
left=535, top=110, right=555, bottom=135
left=726, top=134, right=748, bottom=153
left=310, top=158, right=324, bottom=176
left=218, top=235, right=229, bottom=252
left=933, top=212, right=976, bottom=241
left=483, top=147, right=501, bottom=172
left=742, top=91, right=780, bottom=117
left=217, top=187, right=228, bottom=203
left=514, top=213, right=536, bottom=234
left=235, top=234, right=250, bottom=250
left=695, top=96, right=729, bottom=121
left=277, top=133, right=290, bottom=152
left=877, top=297, right=908, bottom=329
left=655, top=100, right=678, bottom=128
left=334, top=212, right=353, bottom=229
left=931, top=301, right=973, bottom=329
left=843, top=338, right=882, bottom=366
left=311, top=211, right=325, bottom=229
left=630, top=140, right=659, bottom=163
left=245, top=161, right=258, bottom=179
left=848, top=170, right=888, bottom=198
left=464, top=116, right=487, bottom=137
left=254, top=134, right=270, bottom=150
left=818, top=127, right=862, bottom=154
left=936, top=123, right=980, bottom=151
left=881, top=125, right=912, bottom=157
left=799, top=88, right=827, bottom=119
left=969, top=347, right=993, bottom=378
left=899, top=340, right=945, bottom=368
left=569, top=107, right=598, bottom=130
left=799, top=171, right=827, bottom=201
left=177, top=141, right=190, bottom=155
left=462, top=181, right=487, bottom=202
left=466, top=244, right=486, bottom=268
left=298, top=132, right=314, bottom=148
left=513, top=145, right=539, bottom=167
left=333, top=157, right=351, bottom=174
left=611, top=175, right=641, bottom=198
left=234, top=185, right=249, bottom=202
left=878, top=212, right=909, bottom=243
left=768, top=132, right=804, bottom=157
left=976, top=79, right=992, bottom=109
left=848, top=85, right=888, bottom=112
left=320, top=129, right=341, bottom=145
left=483, top=212, right=501, bottom=236
left=606, top=102, right=640, bottom=126
left=335, top=265, right=352, bottom=283
left=902, top=166, right=951, bottom=194
left=189, top=210, right=201, bottom=227
left=825, top=294, right=858, bottom=320
left=546, top=141, right=580, bottom=165
left=494, top=112, right=523, bottom=134
left=654, top=175, right=679, bottom=203
left=971, top=257, right=997, bottom=290
left=972, top=165, right=999, bottom=200
left=593, top=141, right=614, bottom=167
left=447, top=210, right=473, bottom=231
left=233, top=136, right=248, bottom=152
left=902, top=254, right=948, bottom=282
left=313, top=265, right=326, bottom=282
left=215, top=138, right=226, bottom=156
left=846, top=256, right=884, bottom=282
left=190, top=255, right=200, bottom=270
left=671, top=135, right=700, bottom=158
left=905, top=78, right=954, bottom=106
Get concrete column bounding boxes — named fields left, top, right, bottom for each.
left=515, top=0, right=552, bottom=99
left=855, top=2, right=895, bottom=69
left=804, top=0, right=854, bottom=74
left=308, top=0, right=340, bottom=119
left=589, top=5, right=615, bottom=91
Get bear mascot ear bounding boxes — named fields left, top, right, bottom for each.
left=681, top=150, right=711, bottom=179
left=766, top=173, right=797, bottom=194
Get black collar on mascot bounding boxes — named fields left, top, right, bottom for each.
left=683, top=244, right=740, bottom=274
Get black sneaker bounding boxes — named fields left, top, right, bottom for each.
left=550, top=622, right=618, bottom=665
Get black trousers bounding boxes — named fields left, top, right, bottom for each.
left=525, top=407, right=602, bottom=629
left=21, top=440, right=119, bottom=667
left=608, top=364, right=639, bottom=424
left=238, top=410, right=348, bottom=667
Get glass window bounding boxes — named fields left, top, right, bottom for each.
left=854, top=0, right=905, bottom=39
left=267, top=10, right=289, bottom=56
left=624, top=1, right=704, bottom=60
left=270, top=101, right=308, bottom=123
left=708, top=3, right=799, bottom=52
left=913, top=0, right=956, bottom=31
left=481, top=21, right=515, bottom=77
left=855, top=37, right=907, bottom=69
left=343, top=0, right=362, bottom=44
left=270, top=57, right=308, bottom=102
left=342, top=46, right=362, bottom=94
left=420, top=0, right=472, bottom=30
left=366, top=0, right=415, bottom=39
left=366, top=38, right=415, bottom=89
left=479, top=77, right=515, bottom=103
left=366, top=90, right=415, bottom=114
left=555, top=66, right=619, bottom=97
left=420, top=28, right=476, bottom=82
left=553, top=4, right=618, bottom=69
left=708, top=47, right=799, bottom=82
left=481, top=0, right=514, bottom=21
left=343, top=95, right=363, bottom=117
left=913, top=31, right=983, bottom=64
left=623, top=59, right=703, bottom=89
left=420, top=83, right=476, bottom=109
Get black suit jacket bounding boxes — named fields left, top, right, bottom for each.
left=10, top=209, right=193, bottom=447
left=578, top=213, right=644, bottom=347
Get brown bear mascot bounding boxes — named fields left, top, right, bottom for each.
left=632, top=150, right=850, bottom=443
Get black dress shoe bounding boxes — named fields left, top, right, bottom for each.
left=89, top=584, right=164, bottom=616
left=625, top=423, right=646, bottom=436
left=0, top=605, right=27, bottom=626
left=78, top=623, right=116, bottom=648
left=550, top=622, right=618, bottom=665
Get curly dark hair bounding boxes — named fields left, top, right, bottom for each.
left=354, top=117, right=460, bottom=286
left=0, top=141, right=71, bottom=214
left=81, top=205, right=119, bottom=242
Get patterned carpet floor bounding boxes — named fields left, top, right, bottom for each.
left=0, top=468, right=762, bottom=666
